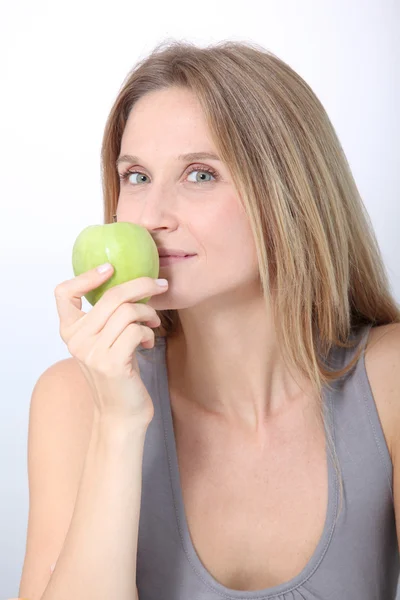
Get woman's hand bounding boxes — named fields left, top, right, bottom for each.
left=54, top=264, right=168, bottom=424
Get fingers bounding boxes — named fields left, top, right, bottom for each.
left=110, top=322, right=156, bottom=366
left=55, top=266, right=168, bottom=344
left=102, top=303, right=161, bottom=349
left=68, top=302, right=160, bottom=358
left=68, top=316, right=157, bottom=380
left=75, top=277, right=167, bottom=338
left=54, top=264, right=115, bottom=330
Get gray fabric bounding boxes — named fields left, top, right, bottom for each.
left=135, top=324, right=399, bottom=599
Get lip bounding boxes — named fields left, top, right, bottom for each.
left=157, top=248, right=195, bottom=257
left=159, top=255, right=196, bottom=266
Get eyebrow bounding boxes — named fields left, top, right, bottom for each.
left=115, top=151, right=220, bottom=167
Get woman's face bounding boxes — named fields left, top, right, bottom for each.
left=115, top=86, right=261, bottom=312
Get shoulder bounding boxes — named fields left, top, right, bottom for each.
left=34, top=356, right=92, bottom=398
left=38, top=356, right=90, bottom=384
left=363, top=323, right=400, bottom=463
left=31, top=357, right=95, bottom=430
left=29, top=357, right=95, bottom=486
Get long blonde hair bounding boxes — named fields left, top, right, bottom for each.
left=100, top=39, right=400, bottom=513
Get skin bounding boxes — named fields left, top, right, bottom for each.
left=116, top=86, right=318, bottom=443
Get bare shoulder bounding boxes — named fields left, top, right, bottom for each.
left=30, top=357, right=96, bottom=444
left=27, top=356, right=96, bottom=455
left=36, top=356, right=94, bottom=410
left=364, top=322, right=400, bottom=462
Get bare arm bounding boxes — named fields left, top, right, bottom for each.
left=41, top=413, right=146, bottom=600
left=19, top=267, right=167, bottom=600
left=18, top=359, right=143, bottom=600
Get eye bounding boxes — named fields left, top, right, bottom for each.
left=118, top=171, right=149, bottom=185
left=117, top=165, right=219, bottom=185
left=186, top=167, right=217, bottom=183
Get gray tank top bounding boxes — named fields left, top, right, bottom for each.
left=135, top=323, right=399, bottom=599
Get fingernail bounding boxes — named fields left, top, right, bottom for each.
left=97, top=263, right=112, bottom=274
left=155, top=278, right=168, bottom=286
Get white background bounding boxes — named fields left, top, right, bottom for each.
left=1, top=0, right=399, bottom=597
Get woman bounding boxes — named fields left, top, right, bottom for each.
left=19, top=40, right=400, bottom=600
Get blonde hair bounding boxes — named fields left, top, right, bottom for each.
left=100, top=39, right=400, bottom=515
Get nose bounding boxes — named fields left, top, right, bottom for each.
left=112, top=204, right=179, bottom=234
left=115, top=183, right=180, bottom=232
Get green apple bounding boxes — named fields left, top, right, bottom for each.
left=72, top=222, right=160, bottom=306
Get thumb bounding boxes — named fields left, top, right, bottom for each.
left=55, top=263, right=114, bottom=329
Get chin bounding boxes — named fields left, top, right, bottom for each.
left=149, top=292, right=197, bottom=311
left=150, top=300, right=186, bottom=310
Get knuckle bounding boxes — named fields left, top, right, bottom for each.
left=54, top=283, right=65, bottom=298
left=102, top=277, right=157, bottom=304
left=125, top=322, right=136, bottom=333
left=102, top=285, right=121, bottom=302
left=128, top=321, right=142, bottom=338
left=66, top=335, right=87, bottom=359
left=152, top=308, right=161, bottom=322
left=139, top=276, right=154, bottom=286
left=124, top=302, right=141, bottom=320
left=66, top=336, right=81, bottom=357
left=142, top=323, right=155, bottom=341
left=141, top=307, right=158, bottom=325
left=59, top=324, right=67, bottom=343
left=59, top=322, right=75, bottom=344
left=126, top=322, right=145, bottom=345
left=119, top=300, right=154, bottom=323
left=137, top=303, right=155, bottom=322
left=135, top=276, right=155, bottom=294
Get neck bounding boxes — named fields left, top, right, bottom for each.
left=165, top=298, right=319, bottom=435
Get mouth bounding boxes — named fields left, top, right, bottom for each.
left=159, top=254, right=196, bottom=266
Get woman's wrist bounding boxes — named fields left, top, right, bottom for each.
left=93, top=409, right=152, bottom=441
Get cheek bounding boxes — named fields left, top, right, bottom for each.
left=115, top=201, right=137, bottom=222
left=196, top=201, right=259, bottom=276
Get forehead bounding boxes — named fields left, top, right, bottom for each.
left=129, top=87, right=202, bottom=119
left=121, top=88, right=212, bottom=149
